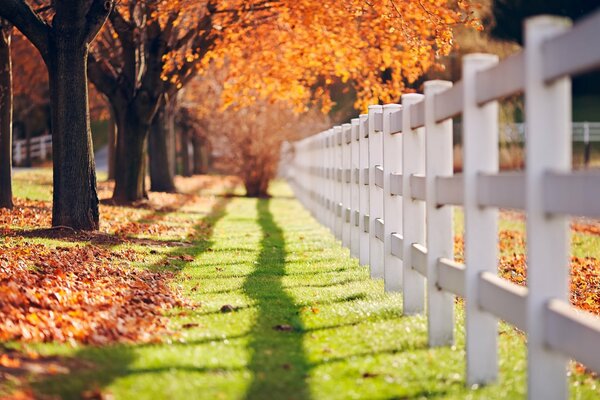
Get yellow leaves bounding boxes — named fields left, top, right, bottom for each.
left=25, top=313, right=41, bottom=325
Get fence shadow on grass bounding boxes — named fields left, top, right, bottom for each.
left=243, top=199, right=311, bottom=400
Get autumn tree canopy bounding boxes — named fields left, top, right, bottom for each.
left=209, top=0, right=481, bottom=112
left=1, top=0, right=477, bottom=225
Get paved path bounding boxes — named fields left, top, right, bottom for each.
left=95, top=145, right=108, bottom=175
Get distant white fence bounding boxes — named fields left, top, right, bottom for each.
left=455, top=121, right=600, bottom=143
left=12, top=134, right=52, bottom=166
left=284, top=13, right=600, bottom=400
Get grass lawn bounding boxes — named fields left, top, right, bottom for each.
left=1, top=170, right=599, bottom=399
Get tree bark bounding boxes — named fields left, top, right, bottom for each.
left=243, top=178, right=270, bottom=198
left=166, top=100, right=177, bottom=177
left=148, top=100, right=176, bottom=192
left=0, top=23, right=12, bottom=209
left=191, top=136, right=208, bottom=175
left=112, top=108, right=149, bottom=203
left=47, top=39, right=99, bottom=230
left=180, top=125, right=192, bottom=177
left=243, top=163, right=270, bottom=198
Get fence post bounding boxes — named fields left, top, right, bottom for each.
left=40, top=137, right=47, bottom=160
left=298, top=140, right=306, bottom=206
left=583, top=121, right=591, bottom=168
left=463, top=53, right=499, bottom=385
left=302, top=139, right=308, bottom=207
left=312, top=136, right=318, bottom=215
left=401, top=94, right=425, bottom=314
left=300, top=139, right=307, bottom=210
left=342, top=123, right=352, bottom=250
left=319, top=132, right=327, bottom=225
left=326, top=129, right=335, bottom=233
left=350, top=118, right=361, bottom=259
left=290, top=142, right=298, bottom=198
left=424, top=81, right=455, bottom=346
left=358, top=114, right=370, bottom=267
left=308, top=136, right=319, bottom=214
left=383, top=104, right=403, bottom=292
left=525, top=16, right=572, bottom=400
left=334, top=126, right=343, bottom=241
left=14, top=141, right=22, bottom=166
left=368, top=105, right=384, bottom=279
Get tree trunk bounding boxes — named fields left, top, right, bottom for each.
left=191, top=136, right=206, bottom=175
left=243, top=165, right=270, bottom=198
left=0, top=24, right=12, bottom=209
left=166, top=101, right=177, bottom=176
left=107, top=105, right=117, bottom=180
left=244, top=178, right=270, bottom=198
left=47, top=40, right=99, bottom=230
left=148, top=101, right=176, bottom=192
left=180, top=126, right=192, bottom=177
left=112, top=108, right=149, bottom=203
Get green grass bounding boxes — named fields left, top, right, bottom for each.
left=12, top=168, right=54, bottom=201
left=12, top=168, right=107, bottom=202
left=3, top=178, right=600, bottom=399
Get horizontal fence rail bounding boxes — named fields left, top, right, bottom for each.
left=283, top=12, right=600, bottom=400
left=453, top=121, right=600, bottom=143
left=12, top=134, right=52, bottom=166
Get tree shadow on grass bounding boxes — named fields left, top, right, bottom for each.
left=28, top=195, right=233, bottom=399
left=243, top=199, right=311, bottom=400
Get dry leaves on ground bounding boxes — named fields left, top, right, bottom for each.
left=455, top=226, right=600, bottom=315
left=0, top=240, right=186, bottom=344
left=0, top=175, right=237, bottom=346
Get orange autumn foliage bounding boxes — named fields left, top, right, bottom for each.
left=89, top=0, right=479, bottom=117
left=207, top=0, right=482, bottom=112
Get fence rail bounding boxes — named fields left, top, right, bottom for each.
left=453, top=121, right=600, bottom=143
left=283, top=12, right=600, bottom=400
left=12, top=134, right=52, bottom=166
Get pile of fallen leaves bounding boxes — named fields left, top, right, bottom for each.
left=0, top=240, right=185, bottom=344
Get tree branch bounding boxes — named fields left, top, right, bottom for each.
left=0, top=0, right=49, bottom=60
left=85, top=0, right=115, bottom=44
left=88, top=52, right=121, bottom=99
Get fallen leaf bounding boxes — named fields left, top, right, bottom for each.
left=220, top=305, right=236, bottom=313
left=273, top=324, right=294, bottom=332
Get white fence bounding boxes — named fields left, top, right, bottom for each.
left=12, top=134, right=52, bottom=166
left=284, top=13, right=600, bottom=400
left=454, top=121, right=600, bottom=144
